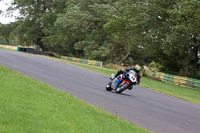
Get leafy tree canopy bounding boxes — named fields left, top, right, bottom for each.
left=0, top=0, right=200, bottom=78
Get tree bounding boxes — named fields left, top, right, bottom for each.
left=45, top=0, right=120, bottom=57
left=0, top=23, right=18, bottom=45
left=2, top=0, right=200, bottom=78
left=9, top=0, right=66, bottom=48
left=163, top=0, right=200, bottom=77
left=132, top=0, right=200, bottom=77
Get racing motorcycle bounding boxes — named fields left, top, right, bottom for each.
left=106, top=70, right=138, bottom=93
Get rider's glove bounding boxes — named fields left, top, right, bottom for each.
left=110, top=74, right=115, bottom=80
left=122, top=69, right=127, bottom=74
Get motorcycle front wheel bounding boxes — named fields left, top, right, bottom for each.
left=116, top=83, right=129, bottom=93
left=106, top=82, right=112, bottom=91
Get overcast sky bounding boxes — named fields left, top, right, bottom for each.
left=0, top=0, right=19, bottom=24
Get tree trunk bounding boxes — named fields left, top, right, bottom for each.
left=117, top=50, right=131, bottom=65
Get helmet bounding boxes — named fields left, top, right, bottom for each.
left=134, top=64, right=141, bottom=73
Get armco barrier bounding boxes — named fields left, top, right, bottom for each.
left=60, top=56, right=102, bottom=67
left=151, top=72, right=200, bottom=89
left=17, top=47, right=54, bottom=57
left=17, top=47, right=103, bottom=67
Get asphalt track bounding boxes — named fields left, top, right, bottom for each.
left=0, top=49, right=200, bottom=133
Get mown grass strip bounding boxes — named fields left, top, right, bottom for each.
left=0, top=46, right=16, bottom=51
left=0, top=65, right=149, bottom=133
left=141, top=77, right=200, bottom=104
left=45, top=57, right=200, bottom=104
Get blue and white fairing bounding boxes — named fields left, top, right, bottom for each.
left=111, top=74, right=125, bottom=90
left=106, top=70, right=138, bottom=93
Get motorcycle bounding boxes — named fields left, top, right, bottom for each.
left=106, top=70, right=138, bottom=93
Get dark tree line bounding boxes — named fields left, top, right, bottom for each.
left=0, top=0, right=200, bottom=78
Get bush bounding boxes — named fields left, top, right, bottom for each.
left=142, top=65, right=152, bottom=77
left=148, top=61, right=163, bottom=72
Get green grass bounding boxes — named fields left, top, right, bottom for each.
left=0, top=46, right=17, bottom=52
left=141, top=77, right=200, bottom=103
left=49, top=57, right=117, bottom=75
left=0, top=65, right=149, bottom=133
left=44, top=56, right=200, bottom=104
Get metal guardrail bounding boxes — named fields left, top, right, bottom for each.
left=151, top=71, right=200, bottom=89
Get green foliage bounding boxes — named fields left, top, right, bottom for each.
left=148, top=61, right=163, bottom=72
left=0, top=36, right=8, bottom=44
left=1, top=0, right=200, bottom=78
left=0, top=23, right=18, bottom=45
left=128, top=0, right=200, bottom=78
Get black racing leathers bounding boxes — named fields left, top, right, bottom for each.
left=114, top=68, right=141, bottom=85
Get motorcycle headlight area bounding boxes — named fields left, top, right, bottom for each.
left=129, top=74, right=136, bottom=82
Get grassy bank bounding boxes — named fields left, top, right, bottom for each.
left=141, top=77, right=200, bottom=103
left=0, top=65, right=149, bottom=133
left=45, top=57, right=200, bottom=104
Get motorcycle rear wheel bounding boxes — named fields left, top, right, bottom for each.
left=116, top=83, right=129, bottom=93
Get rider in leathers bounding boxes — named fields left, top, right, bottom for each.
left=113, top=64, right=141, bottom=86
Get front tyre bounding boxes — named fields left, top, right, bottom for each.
left=116, top=83, right=129, bottom=93
left=106, top=82, right=112, bottom=91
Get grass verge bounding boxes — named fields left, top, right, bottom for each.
left=45, top=56, right=200, bottom=104
left=0, top=46, right=17, bottom=51
left=141, top=77, right=200, bottom=103
left=0, top=65, right=149, bottom=133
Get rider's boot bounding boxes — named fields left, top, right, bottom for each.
left=128, top=86, right=133, bottom=90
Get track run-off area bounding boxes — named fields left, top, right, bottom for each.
left=0, top=49, right=200, bottom=133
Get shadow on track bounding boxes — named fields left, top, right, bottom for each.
left=106, top=90, right=133, bottom=97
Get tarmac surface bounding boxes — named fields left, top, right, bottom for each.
left=0, top=49, right=200, bottom=133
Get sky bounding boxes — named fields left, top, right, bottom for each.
left=0, top=0, right=19, bottom=24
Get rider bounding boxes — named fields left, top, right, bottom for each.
left=112, top=64, right=142, bottom=85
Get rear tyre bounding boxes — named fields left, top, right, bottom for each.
left=116, top=83, right=129, bottom=93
